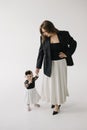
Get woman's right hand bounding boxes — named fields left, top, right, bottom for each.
left=35, top=68, right=40, bottom=75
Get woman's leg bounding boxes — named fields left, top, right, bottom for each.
left=53, top=104, right=61, bottom=115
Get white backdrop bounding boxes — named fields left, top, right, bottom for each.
left=0, top=0, right=87, bottom=130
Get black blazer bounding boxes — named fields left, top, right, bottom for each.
left=36, top=31, right=77, bottom=77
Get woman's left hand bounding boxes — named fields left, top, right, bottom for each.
left=59, top=52, right=67, bottom=58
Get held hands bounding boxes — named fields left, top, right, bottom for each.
left=59, top=52, right=67, bottom=58
left=35, top=68, right=40, bottom=75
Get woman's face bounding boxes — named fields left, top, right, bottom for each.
left=41, top=28, right=51, bottom=37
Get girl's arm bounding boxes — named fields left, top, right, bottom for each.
left=33, top=75, right=39, bottom=81
left=24, top=80, right=31, bottom=89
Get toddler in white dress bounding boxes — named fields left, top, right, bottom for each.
left=24, top=70, right=41, bottom=111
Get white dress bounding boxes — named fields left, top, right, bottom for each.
left=26, top=88, right=41, bottom=105
left=41, top=59, right=69, bottom=105
left=24, top=77, right=41, bottom=105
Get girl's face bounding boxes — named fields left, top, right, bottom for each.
left=26, top=74, right=33, bottom=81
left=41, top=28, right=52, bottom=37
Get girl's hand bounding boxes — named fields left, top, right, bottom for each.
left=29, top=80, right=32, bottom=84
left=59, top=52, right=67, bottom=58
left=25, top=84, right=28, bottom=88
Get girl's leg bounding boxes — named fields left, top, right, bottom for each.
left=27, top=104, right=31, bottom=111
left=34, top=104, right=40, bottom=107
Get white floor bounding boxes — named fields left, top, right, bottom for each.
left=0, top=89, right=87, bottom=130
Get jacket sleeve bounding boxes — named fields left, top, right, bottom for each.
left=36, top=36, right=44, bottom=69
left=65, top=31, right=77, bottom=56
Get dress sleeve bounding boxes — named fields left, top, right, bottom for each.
left=24, top=80, right=29, bottom=88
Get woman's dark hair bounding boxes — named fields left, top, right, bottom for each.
left=25, top=70, right=32, bottom=75
left=40, top=20, right=58, bottom=43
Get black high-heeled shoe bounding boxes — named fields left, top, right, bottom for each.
left=51, top=105, right=55, bottom=108
left=53, top=111, right=58, bottom=115
left=52, top=105, right=61, bottom=115
left=51, top=105, right=61, bottom=108
left=58, top=105, right=61, bottom=108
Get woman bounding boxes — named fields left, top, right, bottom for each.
left=35, top=20, right=77, bottom=115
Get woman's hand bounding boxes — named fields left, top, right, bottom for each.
left=59, top=52, right=67, bottom=58
left=35, top=68, right=40, bottom=75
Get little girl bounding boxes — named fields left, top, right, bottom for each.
left=24, top=70, right=41, bottom=111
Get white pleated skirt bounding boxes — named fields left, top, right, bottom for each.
left=25, top=88, right=41, bottom=105
left=41, top=59, right=69, bottom=105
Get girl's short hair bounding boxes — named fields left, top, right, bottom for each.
left=25, top=70, right=32, bottom=75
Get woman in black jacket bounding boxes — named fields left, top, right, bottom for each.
left=35, top=20, right=77, bottom=115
